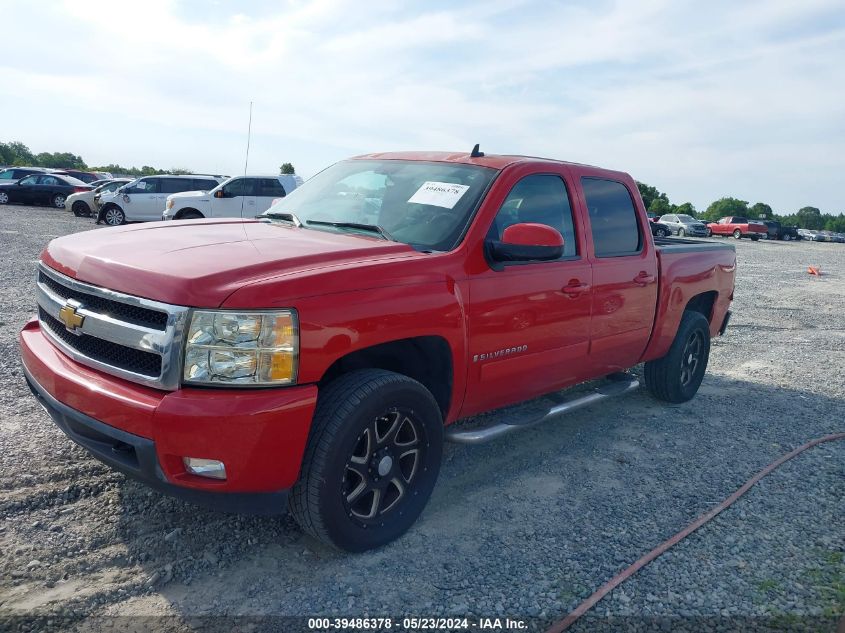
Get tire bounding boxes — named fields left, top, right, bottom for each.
left=72, top=201, right=90, bottom=217
left=103, top=206, right=125, bottom=226
left=0, top=191, right=8, bottom=204
left=289, top=369, right=443, bottom=552
left=178, top=210, right=203, bottom=220
left=732, top=229, right=742, bottom=239
left=706, top=229, right=712, bottom=237
left=782, top=234, right=790, bottom=241
left=644, top=310, right=711, bottom=404
left=678, top=228, right=686, bottom=237
left=655, top=228, right=668, bottom=238
left=52, top=194, right=66, bottom=209
left=751, top=234, right=759, bottom=241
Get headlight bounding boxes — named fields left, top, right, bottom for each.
left=183, top=310, right=298, bottom=386
left=166, top=199, right=174, bottom=210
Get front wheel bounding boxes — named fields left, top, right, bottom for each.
left=72, top=201, right=90, bottom=217
left=52, top=194, right=66, bottom=208
left=655, top=228, right=668, bottom=238
left=644, top=310, right=711, bottom=403
left=289, top=369, right=443, bottom=552
left=103, top=206, right=126, bottom=226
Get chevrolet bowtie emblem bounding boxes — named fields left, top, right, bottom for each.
left=58, top=300, right=85, bottom=332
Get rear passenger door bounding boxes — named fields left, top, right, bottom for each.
left=463, top=170, right=594, bottom=416
left=578, top=175, right=658, bottom=372
left=252, top=178, right=287, bottom=216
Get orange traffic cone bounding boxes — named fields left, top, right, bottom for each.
left=808, top=265, right=822, bottom=276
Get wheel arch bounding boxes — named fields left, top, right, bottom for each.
left=174, top=207, right=205, bottom=219
left=318, top=336, right=453, bottom=419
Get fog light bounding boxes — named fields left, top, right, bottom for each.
left=183, top=457, right=227, bottom=480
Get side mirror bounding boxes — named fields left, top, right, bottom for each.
left=214, top=190, right=225, bottom=198
left=488, top=223, right=564, bottom=263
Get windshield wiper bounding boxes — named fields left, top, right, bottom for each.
left=260, top=210, right=302, bottom=226
left=306, top=220, right=395, bottom=241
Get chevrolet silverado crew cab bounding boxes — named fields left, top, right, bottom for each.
left=21, top=150, right=736, bottom=552
left=709, top=216, right=767, bottom=240
left=97, top=174, right=226, bottom=226
left=162, top=174, right=302, bottom=221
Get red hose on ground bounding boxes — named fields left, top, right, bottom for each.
left=545, top=432, right=845, bottom=633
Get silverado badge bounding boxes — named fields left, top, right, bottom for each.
left=58, top=300, right=85, bottom=333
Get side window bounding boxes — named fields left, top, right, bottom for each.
left=40, top=176, right=60, bottom=185
left=193, top=179, right=215, bottom=191
left=257, top=178, right=286, bottom=197
left=222, top=178, right=253, bottom=197
left=131, top=179, right=160, bottom=194
left=160, top=178, right=191, bottom=194
left=733, top=217, right=747, bottom=224
left=582, top=178, right=642, bottom=257
left=19, top=175, right=39, bottom=185
left=490, top=174, right=577, bottom=258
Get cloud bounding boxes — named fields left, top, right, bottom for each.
left=0, top=0, right=843, bottom=212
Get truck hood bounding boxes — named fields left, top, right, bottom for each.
left=168, top=190, right=210, bottom=200
left=42, top=219, right=419, bottom=307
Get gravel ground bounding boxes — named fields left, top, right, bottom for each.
left=0, top=204, right=842, bottom=633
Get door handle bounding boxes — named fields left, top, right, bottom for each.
left=634, top=272, right=656, bottom=286
left=562, top=281, right=591, bottom=296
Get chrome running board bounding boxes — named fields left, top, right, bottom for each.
left=445, top=373, right=640, bottom=445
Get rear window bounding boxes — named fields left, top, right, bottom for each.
left=582, top=178, right=642, bottom=257
left=193, top=178, right=216, bottom=191
left=160, top=178, right=204, bottom=194
left=733, top=217, right=748, bottom=223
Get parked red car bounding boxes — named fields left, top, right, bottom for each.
left=708, top=216, right=767, bottom=240
left=21, top=150, right=736, bottom=551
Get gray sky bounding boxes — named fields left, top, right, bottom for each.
left=1, top=0, right=843, bottom=214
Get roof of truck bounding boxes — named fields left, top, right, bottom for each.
left=352, top=150, right=628, bottom=177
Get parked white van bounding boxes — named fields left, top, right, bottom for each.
left=162, top=174, right=301, bottom=221
left=97, top=174, right=226, bottom=225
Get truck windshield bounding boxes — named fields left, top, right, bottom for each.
left=262, top=160, right=497, bottom=251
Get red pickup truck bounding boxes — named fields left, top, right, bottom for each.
left=709, top=216, right=768, bottom=240
left=20, top=150, right=736, bottom=551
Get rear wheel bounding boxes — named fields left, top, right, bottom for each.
left=644, top=311, right=711, bottom=403
left=678, top=228, right=686, bottom=237
left=52, top=194, right=66, bottom=209
left=103, top=206, right=126, bottom=226
left=733, top=229, right=742, bottom=239
left=72, top=201, right=90, bottom=217
left=289, top=369, right=443, bottom=552
left=0, top=192, right=8, bottom=204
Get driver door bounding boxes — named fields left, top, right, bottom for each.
left=212, top=177, right=255, bottom=218
left=124, top=178, right=161, bottom=220
left=15, top=175, right=39, bottom=204
left=462, top=170, right=594, bottom=417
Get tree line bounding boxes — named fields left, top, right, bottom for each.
left=1, top=140, right=295, bottom=178
left=637, top=182, right=844, bottom=233
left=2, top=140, right=839, bottom=231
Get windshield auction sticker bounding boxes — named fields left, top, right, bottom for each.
left=407, top=181, right=470, bottom=209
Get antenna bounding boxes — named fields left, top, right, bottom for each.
left=241, top=101, right=253, bottom=218
left=470, top=143, right=484, bottom=158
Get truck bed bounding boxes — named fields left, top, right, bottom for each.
left=653, top=236, right=736, bottom=253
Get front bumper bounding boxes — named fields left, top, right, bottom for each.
left=20, top=319, right=318, bottom=514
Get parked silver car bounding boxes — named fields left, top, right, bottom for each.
left=658, top=214, right=709, bottom=237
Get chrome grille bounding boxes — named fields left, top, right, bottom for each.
left=35, top=264, right=190, bottom=390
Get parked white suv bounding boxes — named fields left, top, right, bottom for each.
left=162, top=174, right=301, bottom=221
left=97, top=175, right=226, bottom=225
